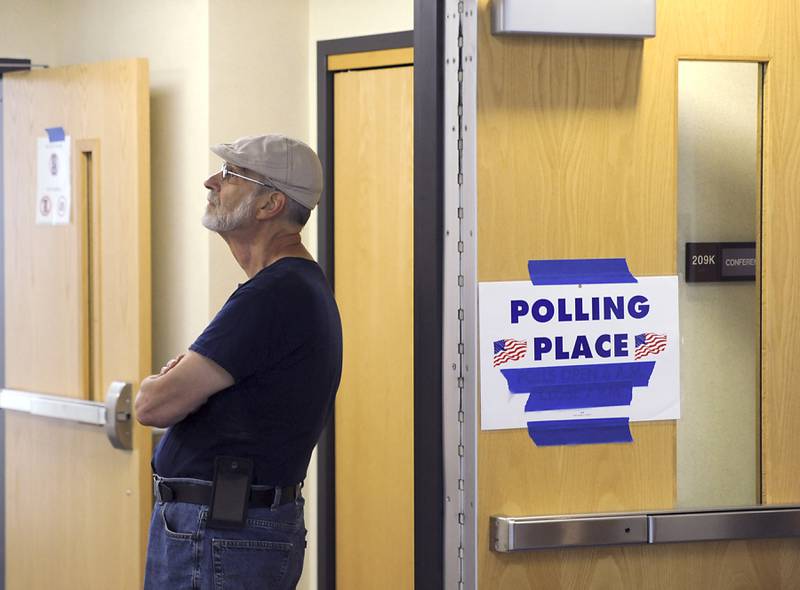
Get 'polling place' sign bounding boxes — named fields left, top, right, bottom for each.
left=479, top=261, right=680, bottom=438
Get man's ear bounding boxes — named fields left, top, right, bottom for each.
left=255, top=190, right=286, bottom=220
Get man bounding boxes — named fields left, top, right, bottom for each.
left=136, top=135, right=342, bottom=589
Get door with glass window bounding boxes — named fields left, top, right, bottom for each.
left=476, top=0, right=800, bottom=586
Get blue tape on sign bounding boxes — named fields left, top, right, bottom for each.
left=524, top=381, right=633, bottom=412
left=527, top=417, right=633, bottom=446
left=501, top=361, right=655, bottom=393
left=45, top=127, right=65, bottom=142
left=528, top=258, right=637, bottom=285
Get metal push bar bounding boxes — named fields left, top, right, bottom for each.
left=0, top=381, right=133, bottom=450
left=492, top=505, right=800, bottom=552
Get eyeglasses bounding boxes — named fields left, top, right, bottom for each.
left=220, top=162, right=274, bottom=189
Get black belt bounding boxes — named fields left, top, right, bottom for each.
left=155, top=479, right=300, bottom=508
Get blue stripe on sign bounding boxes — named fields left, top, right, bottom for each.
left=528, top=258, right=637, bottom=285
left=45, top=127, right=65, bottom=142
left=527, top=417, right=633, bottom=446
left=524, top=381, right=633, bottom=411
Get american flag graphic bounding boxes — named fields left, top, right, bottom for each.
left=493, top=339, right=527, bottom=367
left=634, top=333, right=667, bottom=360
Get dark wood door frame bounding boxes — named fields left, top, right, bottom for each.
left=316, top=4, right=445, bottom=587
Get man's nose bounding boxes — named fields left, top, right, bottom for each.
left=204, top=172, right=221, bottom=191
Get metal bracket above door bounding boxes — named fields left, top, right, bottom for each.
left=0, top=381, right=133, bottom=450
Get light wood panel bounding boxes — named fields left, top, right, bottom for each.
left=760, top=0, right=800, bottom=504
left=334, top=66, right=414, bottom=590
left=4, top=76, right=85, bottom=399
left=76, top=138, right=104, bottom=402
left=4, top=59, right=151, bottom=589
left=482, top=538, right=800, bottom=589
left=6, top=414, right=143, bottom=589
left=477, top=0, right=800, bottom=586
left=328, top=47, right=414, bottom=72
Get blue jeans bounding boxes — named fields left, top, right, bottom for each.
left=144, top=476, right=306, bottom=590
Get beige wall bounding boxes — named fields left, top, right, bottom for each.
left=207, top=0, right=415, bottom=299
left=206, top=4, right=312, bottom=587
left=1, top=0, right=211, bottom=370
left=207, top=0, right=310, bottom=311
left=0, top=2, right=67, bottom=67
left=1, top=0, right=415, bottom=354
left=304, top=0, right=414, bottom=256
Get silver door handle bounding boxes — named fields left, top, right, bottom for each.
left=104, top=381, right=132, bottom=450
left=0, top=381, right=133, bottom=450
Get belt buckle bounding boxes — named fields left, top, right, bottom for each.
left=270, top=486, right=283, bottom=509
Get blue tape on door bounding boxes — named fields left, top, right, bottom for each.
left=45, top=127, right=65, bottom=142
left=528, top=258, right=637, bottom=285
left=524, top=381, right=633, bottom=412
left=527, top=417, right=633, bottom=446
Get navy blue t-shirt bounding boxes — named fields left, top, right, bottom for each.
left=153, top=257, right=342, bottom=486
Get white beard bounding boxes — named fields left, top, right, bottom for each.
left=202, top=191, right=258, bottom=232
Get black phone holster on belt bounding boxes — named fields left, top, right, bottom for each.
left=207, top=456, right=254, bottom=529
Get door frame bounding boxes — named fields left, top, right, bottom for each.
left=0, top=75, right=6, bottom=590
left=316, top=8, right=445, bottom=589
left=0, top=61, right=32, bottom=590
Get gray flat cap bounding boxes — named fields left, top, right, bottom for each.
left=210, top=134, right=323, bottom=210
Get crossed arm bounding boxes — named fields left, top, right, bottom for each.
left=134, top=350, right=234, bottom=428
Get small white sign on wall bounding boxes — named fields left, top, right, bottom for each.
left=36, top=134, right=71, bottom=226
left=479, top=274, right=680, bottom=432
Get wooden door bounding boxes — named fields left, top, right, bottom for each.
left=332, top=57, right=415, bottom=588
left=3, top=60, right=151, bottom=589
left=476, top=0, right=800, bottom=587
